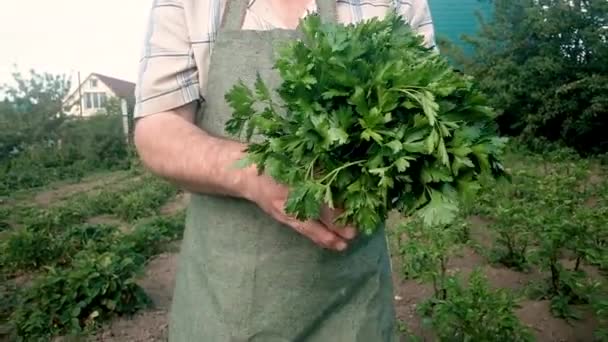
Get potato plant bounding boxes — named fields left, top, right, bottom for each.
left=3, top=213, right=185, bottom=339
left=0, top=170, right=187, bottom=340
left=418, top=269, right=534, bottom=342
left=1, top=175, right=179, bottom=275
left=395, top=217, right=533, bottom=341
left=10, top=251, right=150, bottom=339
left=396, top=219, right=463, bottom=299
left=473, top=148, right=608, bottom=322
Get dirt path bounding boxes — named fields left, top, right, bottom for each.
left=34, top=171, right=133, bottom=207
left=159, top=193, right=190, bottom=216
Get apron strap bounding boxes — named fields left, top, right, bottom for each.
left=221, top=0, right=250, bottom=32
left=221, top=0, right=338, bottom=31
left=317, top=0, right=338, bottom=23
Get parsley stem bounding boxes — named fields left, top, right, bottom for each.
left=394, top=85, right=425, bottom=90
left=318, top=160, right=366, bottom=185
left=306, top=156, right=318, bottom=180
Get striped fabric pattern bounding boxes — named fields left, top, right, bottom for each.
left=135, top=0, right=437, bottom=118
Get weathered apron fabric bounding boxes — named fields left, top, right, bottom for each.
left=169, top=1, right=397, bottom=341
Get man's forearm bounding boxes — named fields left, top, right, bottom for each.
left=133, top=104, right=257, bottom=200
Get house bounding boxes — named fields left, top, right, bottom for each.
left=429, top=0, right=493, bottom=54
left=63, top=73, right=135, bottom=117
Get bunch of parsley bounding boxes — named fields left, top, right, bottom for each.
left=225, top=12, right=508, bottom=235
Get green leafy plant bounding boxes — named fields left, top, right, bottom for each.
left=528, top=170, right=597, bottom=318
left=489, top=201, right=533, bottom=271
left=419, top=269, right=535, bottom=342
left=471, top=147, right=608, bottom=320
left=593, top=296, right=608, bottom=341
left=0, top=207, right=10, bottom=232
left=115, top=212, right=185, bottom=261
left=0, top=67, right=135, bottom=195
left=61, top=224, right=122, bottom=255
left=396, top=218, right=462, bottom=299
left=396, top=319, right=423, bottom=342
left=1, top=173, right=181, bottom=275
left=0, top=224, right=121, bottom=275
left=444, top=0, right=608, bottom=154
left=113, top=181, right=177, bottom=222
left=10, top=251, right=150, bottom=339
left=224, top=12, right=508, bottom=234
left=0, top=277, right=19, bottom=339
left=23, top=203, right=92, bottom=233
left=3, top=210, right=185, bottom=339
left=0, top=229, right=60, bottom=272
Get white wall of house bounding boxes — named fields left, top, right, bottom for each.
left=64, top=74, right=116, bottom=117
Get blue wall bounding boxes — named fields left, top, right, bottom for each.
left=428, top=0, right=493, bottom=52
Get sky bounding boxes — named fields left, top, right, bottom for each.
left=0, top=0, right=151, bottom=93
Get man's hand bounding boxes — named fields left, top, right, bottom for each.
left=243, top=172, right=357, bottom=252
left=134, top=105, right=356, bottom=251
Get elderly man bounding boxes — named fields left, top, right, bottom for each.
left=133, top=0, right=437, bottom=341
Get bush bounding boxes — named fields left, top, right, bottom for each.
left=58, top=114, right=130, bottom=170
left=470, top=147, right=608, bottom=319
left=3, top=211, right=186, bottom=339
left=396, top=218, right=463, bottom=299
left=116, top=213, right=185, bottom=261
left=0, top=229, right=58, bottom=272
left=419, top=269, right=535, bottom=342
left=594, top=298, right=608, bottom=341
left=113, top=181, right=177, bottom=222
left=444, top=0, right=608, bottom=154
left=10, top=251, right=150, bottom=339
left=0, top=69, right=132, bottom=194
left=0, top=207, right=10, bottom=232
left=1, top=174, right=180, bottom=275
left=0, top=224, right=121, bottom=274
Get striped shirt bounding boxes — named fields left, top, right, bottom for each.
left=134, top=0, right=437, bottom=118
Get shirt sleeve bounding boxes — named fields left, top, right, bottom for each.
left=399, top=0, right=438, bottom=51
left=134, top=0, right=202, bottom=119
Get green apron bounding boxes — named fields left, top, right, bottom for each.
left=169, top=1, right=398, bottom=341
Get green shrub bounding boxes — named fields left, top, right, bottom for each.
left=0, top=279, right=18, bottom=338
left=419, top=269, right=535, bottom=342
left=113, top=181, right=177, bottom=222
left=594, top=297, right=608, bottom=341
left=116, top=213, right=185, bottom=260
left=489, top=203, right=532, bottom=271
left=1, top=176, right=181, bottom=275
left=23, top=203, right=92, bottom=233
left=444, top=0, right=608, bottom=154
left=1, top=224, right=121, bottom=274
left=0, top=207, right=10, bottom=232
left=10, top=251, right=150, bottom=339
left=467, top=148, right=608, bottom=319
left=58, top=114, right=130, bottom=170
left=0, top=230, right=60, bottom=272
left=3, top=213, right=185, bottom=339
left=396, top=218, right=463, bottom=299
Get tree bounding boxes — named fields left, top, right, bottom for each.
left=0, top=68, right=71, bottom=161
left=442, top=0, right=608, bottom=154
left=0, top=68, right=131, bottom=193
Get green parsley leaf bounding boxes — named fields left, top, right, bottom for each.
left=223, top=11, right=508, bottom=235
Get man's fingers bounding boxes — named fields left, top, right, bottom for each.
left=289, top=217, right=347, bottom=251
left=320, top=206, right=357, bottom=240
